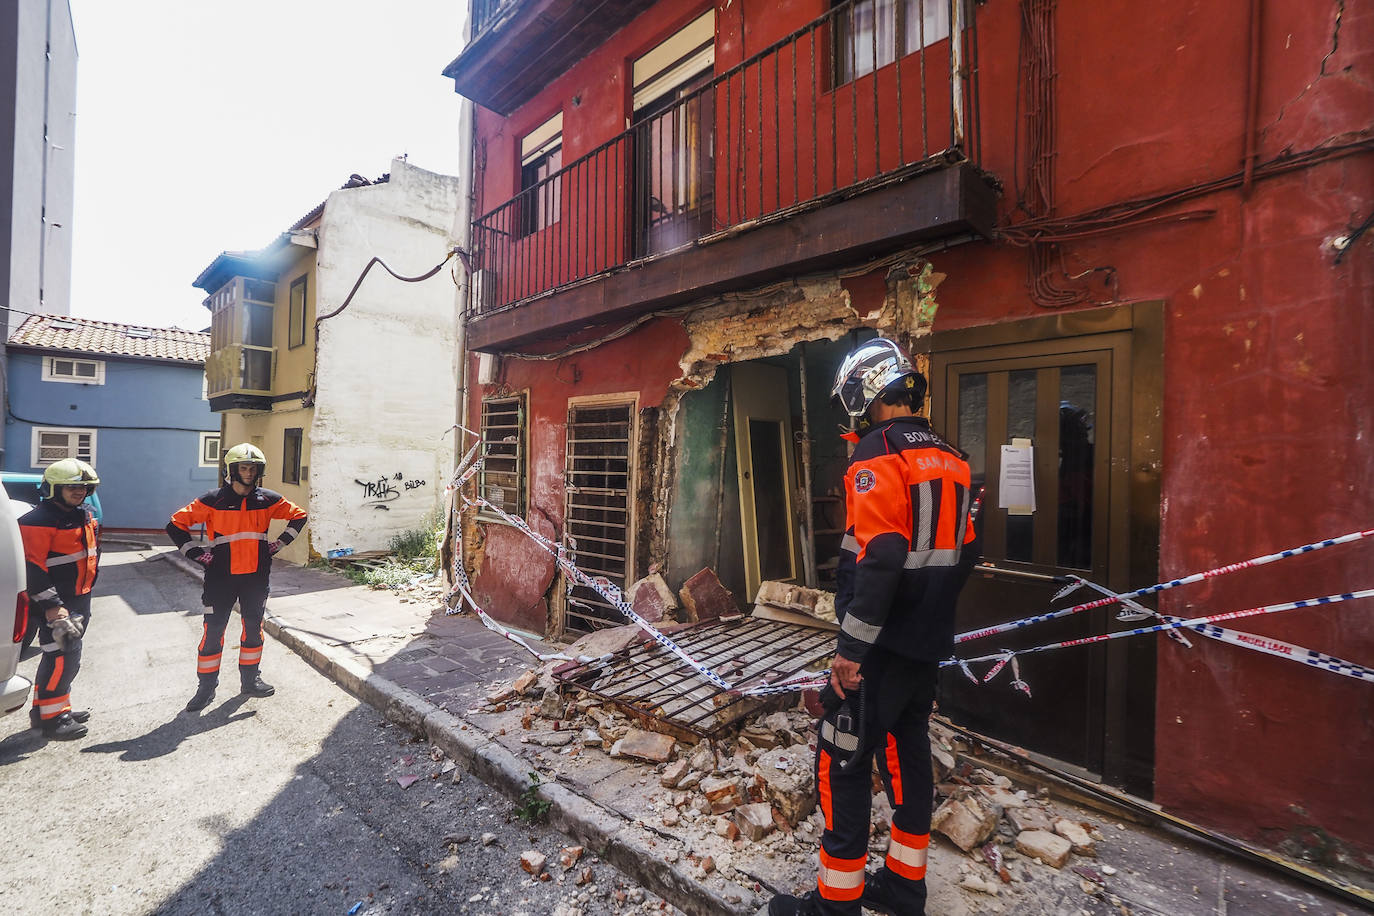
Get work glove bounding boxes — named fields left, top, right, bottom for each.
left=192, top=549, right=213, bottom=568
left=267, top=540, right=283, bottom=556
left=49, top=614, right=84, bottom=650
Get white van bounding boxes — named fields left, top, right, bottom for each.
left=0, top=492, right=32, bottom=716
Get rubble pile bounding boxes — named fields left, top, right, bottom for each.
left=476, top=654, right=1116, bottom=911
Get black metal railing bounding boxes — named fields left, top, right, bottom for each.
left=470, top=0, right=510, bottom=36
left=470, top=0, right=980, bottom=316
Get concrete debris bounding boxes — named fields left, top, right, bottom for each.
left=480, top=832, right=498, bottom=846
left=734, top=802, right=777, bottom=841
left=679, top=568, right=738, bottom=623
left=1007, top=805, right=1056, bottom=834
left=699, top=775, right=745, bottom=814
left=931, top=792, right=998, bottom=852
left=959, top=873, right=1001, bottom=895
left=435, top=854, right=460, bottom=874
left=580, top=728, right=603, bottom=747
left=529, top=732, right=575, bottom=747
left=753, top=580, right=838, bottom=623
left=1054, top=818, right=1097, bottom=856
left=512, top=669, right=540, bottom=695
left=661, top=759, right=691, bottom=788
left=520, top=850, right=548, bottom=875
left=753, top=745, right=816, bottom=827
left=1016, top=830, right=1073, bottom=869
left=559, top=846, right=584, bottom=867
left=627, top=573, right=678, bottom=624
left=610, top=728, right=678, bottom=763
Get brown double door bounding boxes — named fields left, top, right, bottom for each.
left=930, top=306, right=1161, bottom=795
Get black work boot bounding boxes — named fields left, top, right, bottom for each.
left=860, top=869, right=925, bottom=915
left=41, top=711, right=88, bottom=740
left=240, top=669, right=275, bottom=698
left=185, top=676, right=218, bottom=712
left=767, top=892, right=825, bottom=916
left=30, top=707, right=90, bottom=729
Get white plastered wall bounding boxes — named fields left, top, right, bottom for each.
left=307, top=159, right=462, bottom=556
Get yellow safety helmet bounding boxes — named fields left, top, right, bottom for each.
left=222, top=442, right=267, bottom=486
left=41, top=458, right=100, bottom=499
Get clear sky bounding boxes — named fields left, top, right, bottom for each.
left=67, top=0, right=469, bottom=332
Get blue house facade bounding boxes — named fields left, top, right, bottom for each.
left=5, top=315, right=218, bottom=530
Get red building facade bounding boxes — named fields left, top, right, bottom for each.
left=446, top=0, right=1374, bottom=873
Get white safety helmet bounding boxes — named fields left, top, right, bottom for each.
left=830, top=337, right=925, bottom=418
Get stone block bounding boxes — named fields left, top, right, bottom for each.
left=520, top=850, right=548, bottom=875
left=931, top=794, right=997, bottom=852
left=753, top=744, right=816, bottom=826
left=1053, top=818, right=1097, bottom=856
left=679, top=568, right=738, bottom=622
left=610, top=727, right=677, bottom=763
left=627, top=573, right=678, bottom=624
left=735, top=802, right=777, bottom=841
left=1007, top=805, right=1055, bottom=834
left=661, top=759, right=691, bottom=787
left=1015, top=829, right=1073, bottom=869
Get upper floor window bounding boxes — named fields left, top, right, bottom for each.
left=288, top=275, right=308, bottom=349
left=518, top=113, right=563, bottom=237
left=199, top=433, right=222, bottom=467
left=835, top=0, right=956, bottom=84
left=43, top=356, right=105, bottom=385
left=32, top=427, right=95, bottom=468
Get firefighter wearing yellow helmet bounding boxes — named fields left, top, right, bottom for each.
left=166, top=442, right=307, bottom=713
left=19, top=458, right=102, bottom=739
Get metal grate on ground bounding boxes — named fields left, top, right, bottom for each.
left=553, top=616, right=835, bottom=742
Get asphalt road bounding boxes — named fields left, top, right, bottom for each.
left=0, top=547, right=681, bottom=916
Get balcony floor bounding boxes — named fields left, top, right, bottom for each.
left=467, top=161, right=998, bottom=352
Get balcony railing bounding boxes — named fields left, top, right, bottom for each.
left=470, top=0, right=980, bottom=317
left=470, top=0, right=510, bottom=37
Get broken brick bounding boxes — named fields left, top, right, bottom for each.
left=610, top=727, right=677, bottom=763
left=700, top=775, right=745, bottom=814
left=1015, top=829, right=1073, bottom=869
left=519, top=850, right=547, bottom=875
left=734, top=802, right=776, bottom=841
left=661, top=759, right=691, bottom=787
left=930, top=793, right=997, bottom=851
left=1054, top=818, right=1097, bottom=856
left=627, top=573, right=678, bottom=623
left=679, top=568, right=738, bottom=622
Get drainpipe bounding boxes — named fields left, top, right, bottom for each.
left=451, top=20, right=478, bottom=460
left=950, top=0, right=966, bottom=149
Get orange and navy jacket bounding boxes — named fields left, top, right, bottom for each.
left=166, top=485, right=307, bottom=577
left=835, top=416, right=979, bottom=664
left=20, top=498, right=100, bottom=612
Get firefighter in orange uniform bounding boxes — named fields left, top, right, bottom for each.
left=769, top=339, right=979, bottom=916
left=167, top=443, right=307, bottom=713
left=21, top=459, right=102, bottom=740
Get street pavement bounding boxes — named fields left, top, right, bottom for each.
left=6, top=538, right=1363, bottom=916
left=0, top=545, right=679, bottom=916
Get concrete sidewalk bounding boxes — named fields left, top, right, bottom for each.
left=152, top=545, right=1368, bottom=916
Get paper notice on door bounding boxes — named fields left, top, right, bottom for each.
left=999, top=439, right=1036, bottom=515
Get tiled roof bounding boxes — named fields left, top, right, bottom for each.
left=7, top=313, right=209, bottom=364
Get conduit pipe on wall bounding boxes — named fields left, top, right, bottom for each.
left=1242, top=0, right=1263, bottom=198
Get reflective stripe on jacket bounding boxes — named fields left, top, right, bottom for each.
left=835, top=416, right=979, bottom=664
left=166, top=485, right=307, bottom=576
left=20, top=499, right=100, bottom=610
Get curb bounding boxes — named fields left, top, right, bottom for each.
left=158, top=551, right=758, bottom=916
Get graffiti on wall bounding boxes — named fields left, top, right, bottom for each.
left=355, top=472, right=428, bottom=510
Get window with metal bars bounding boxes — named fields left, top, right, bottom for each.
left=480, top=395, right=526, bottom=517
left=563, top=401, right=634, bottom=634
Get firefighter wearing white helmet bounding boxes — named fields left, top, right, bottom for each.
left=18, top=458, right=102, bottom=740
left=768, top=338, right=979, bottom=916
left=167, top=442, right=307, bottom=713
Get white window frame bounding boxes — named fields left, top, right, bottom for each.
left=199, top=433, right=221, bottom=468
left=31, top=427, right=97, bottom=468
left=42, top=356, right=105, bottom=385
